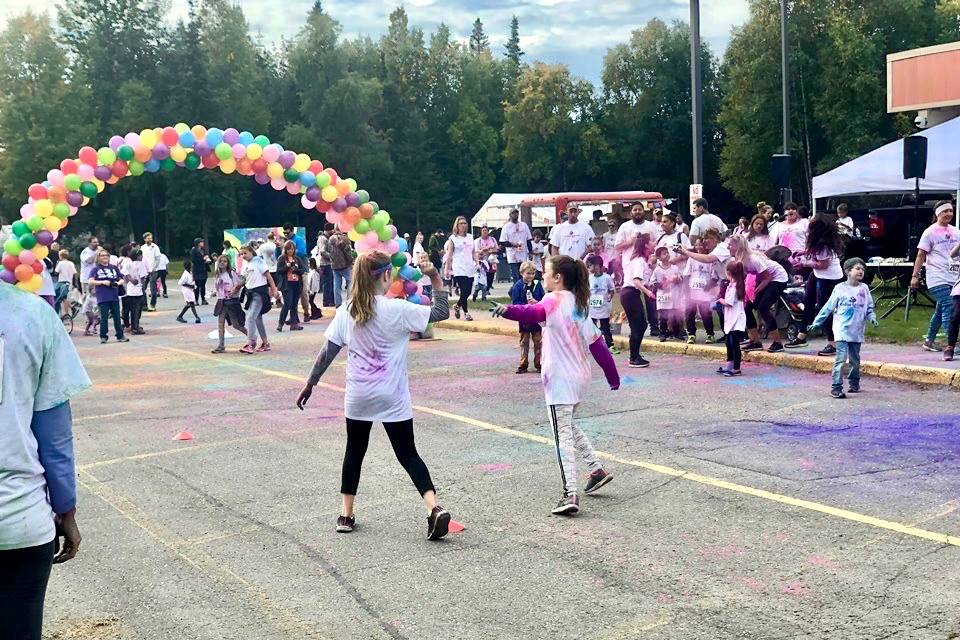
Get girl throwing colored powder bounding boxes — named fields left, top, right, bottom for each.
left=297, top=252, right=455, bottom=540
left=493, top=255, right=621, bottom=516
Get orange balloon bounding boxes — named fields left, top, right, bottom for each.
left=359, top=203, right=374, bottom=219
left=134, top=146, right=152, bottom=162
left=237, top=158, right=253, bottom=175
left=344, top=207, right=361, bottom=225
left=191, top=124, right=207, bottom=140
left=389, top=280, right=404, bottom=296
left=336, top=180, right=351, bottom=196
left=47, top=185, right=67, bottom=203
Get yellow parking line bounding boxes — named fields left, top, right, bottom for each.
left=142, top=345, right=960, bottom=548
left=74, top=411, right=131, bottom=423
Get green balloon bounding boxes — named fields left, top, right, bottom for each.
left=356, top=189, right=369, bottom=204
left=161, top=157, right=176, bottom=172
left=369, top=215, right=385, bottom=232
left=283, top=168, right=300, bottom=182
left=128, top=161, right=145, bottom=176
left=11, top=221, right=29, bottom=237
left=184, top=153, right=201, bottom=170
left=3, top=238, right=22, bottom=255
left=80, top=182, right=98, bottom=198
left=355, top=219, right=370, bottom=234
left=377, top=227, right=392, bottom=242
left=64, top=174, right=82, bottom=191
left=369, top=201, right=380, bottom=215
left=253, top=135, right=270, bottom=147
left=98, top=147, right=117, bottom=165
left=53, top=203, right=70, bottom=219
left=215, top=143, right=232, bottom=160
left=410, top=269, right=422, bottom=281
left=316, top=172, right=331, bottom=188
left=391, top=253, right=407, bottom=268
left=18, top=233, right=37, bottom=250
left=117, top=145, right=135, bottom=161
left=26, top=215, right=44, bottom=232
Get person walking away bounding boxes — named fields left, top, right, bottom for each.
left=717, top=260, right=748, bottom=377
left=211, top=254, right=247, bottom=354
left=689, top=197, right=727, bottom=244
left=54, top=250, right=76, bottom=317
left=328, top=230, right=354, bottom=306
left=911, top=201, right=960, bottom=352
left=500, top=208, right=532, bottom=282
left=296, top=252, right=455, bottom=539
left=276, top=240, right=306, bottom=332
left=492, top=255, right=620, bottom=515
left=549, top=205, right=595, bottom=259
left=121, top=249, right=148, bottom=334
left=87, top=249, right=128, bottom=343
left=444, top=215, right=477, bottom=321
left=807, top=258, right=878, bottom=398
left=586, top=255, right=618, bottom=352
left=315, top=225, right=335, bottom=307
left=308, top=257, right=323, bottom=319
left=259, top=231, right=279, bottom=301
left=140, top=232, right=162, bottom=311
left=0, top=283, right=91, bottom=640
left=190, top=238, right=211, bottom=305
left=156, top=251, right=169, bottom=298
left=236, top=244, right=278, bottom=354
left=176, top=261, right=201, bottom=324
left=509, top=261, right=545, bottom=373
left=785, top=216, right=846, bottom=355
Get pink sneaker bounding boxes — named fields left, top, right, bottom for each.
left=255, top=342, right=271, bottom=352
left=239, top=344, right=255, bottom=354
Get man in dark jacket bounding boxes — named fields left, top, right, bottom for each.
left=190, top=238, right=211, bottom=305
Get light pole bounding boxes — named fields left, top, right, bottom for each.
left=779, top=0, right=792, bottom=206
left=689, top=0, right=703, bottom=213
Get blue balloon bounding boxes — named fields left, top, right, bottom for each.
left=397, top=238, right=408, bottom=253
left=205, top=128, right=224, bottom=147
left=239, top=131, right=254, bottom=145
left=300, top=171, right=316, bottom=187
left=144, top=159, right=161, bottom=173
left=408, top=294, right=421, bottom=305
left=399, top=265, right=416, bottom=280
left=179, top=131, right=196, bottom=147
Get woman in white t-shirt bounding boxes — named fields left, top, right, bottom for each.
left=237, top=244, right=278, bottom=354
left=912, top=201, right=960, bottom=351
left=619, top=233, right=657, bottom=368
left=296, top=251, right=455, bottom=540
left=656, top=212, right=692, bottom=263
left=786, top=216, right=846, bottom=354
left=54, top=249, right=77, bottom=316
left=746, top=214, right=774, bottom=253
left=728, top=235, right=789, bottom=353
left=444, top=215, right=477, bottom=320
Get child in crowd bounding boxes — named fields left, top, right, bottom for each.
left=157, top=252, right=169, bottom=298
left=509, top=260, right=545, bottom=373
left=584, top=237, right=609, bottom=271
left=176, top=260, right=201, bottom=323
left=54, top=249, right=77, bottom=317
left=808, top=257, right=878, bottom=398
left=122, top=249, right=148, bottom=334
left=308, top=257, right=323, bottom=320
left=296, top=252, right=454, bottom=540
left=651, top=247, right=683, bottom=341
left=472, top=260, right=491, bottom=302
left=493, top=255, right=620, bottom=516
left=717, top=261, right=748, bottom=377
left=82, top=290, right=100, bottom=336
left=211, top=254, right=247, bottom=353
left=683, top=239, right=718, bottom=344
left=530, top=229, right=546, bottom=277
left=587, top=254, right=618, bottom=353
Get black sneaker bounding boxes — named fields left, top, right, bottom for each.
left=847, top=386, right=860, bottom=393
left=628, top=357, right=649, bottom=368
left=767, top=342, right=784, bottom=353
left=817, top=345, right=837, bottom=356
left=830, top=389, right=846, bottom=399
left=426, top=505, right=451, bottom=540
left=336, top=515, right=355, bottom=533
left=117, top=337, right=129, bottom=343
left=784, top=337, right=808, bottom=348
left=100, top=337, right=108, bottom=344
left=584, top=469, right=613, bottom=495
left=658, top=335, right=667, bottom=342
left=176, top=317, right=187, bottom=323
left=551, top=494, right=580, bottom=515
left=742, top=341, right=764, bottom=352
left=921, top=340, right=942, bottom=352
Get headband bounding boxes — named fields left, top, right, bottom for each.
left=371, top=263, right=392, bottom=276
left=936, top=202, right=954, bottom=216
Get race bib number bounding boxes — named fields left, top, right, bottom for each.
left=589, top=296, right=604, bottom=308
left=690, top=276, right=706, bottom=291
left=949, top=260, right=960, bottom=275
left=656, top=291, right=673, bottom=307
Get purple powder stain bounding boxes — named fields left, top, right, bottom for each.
left=475, top=463, right=513, bottom=472
left=798, top=458, right=817, bottom=470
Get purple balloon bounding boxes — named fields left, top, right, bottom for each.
left=254, top=172, right=270, bottom=185
left=193, top=141, right=211, bottom=157
left=0, top=269, right=15, bottom=284
left=94, top=165, right=112, bottom=181
left=345, top=192, right=360, bottom=207
left=109, top=135, right=125, bottom=151
left=305, top=186, right=321, bottom=201
left=332, top=197, right=347, bottom=212
left=278, top=151, right=296, bottom=169
left=67, top=191, right=84, bottom=206
left=403, top=279, right=417, bottom=295
left=223, top=128, right=240, bottom=145
left=35, top=230, right=54, bottom=246
left=152, top=143, right=170, bottom=160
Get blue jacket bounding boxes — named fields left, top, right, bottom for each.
left=510, top=279, right=545, bottom=333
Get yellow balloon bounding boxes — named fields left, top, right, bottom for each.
left=28, top=274, right=43, bottom=292
left=44, top=216, right=63, bottom=232
left=33, top=245, right=49, bottom=261
left=246, top=144, right=263, bottom=160
left=293, top=153, right=310, bottom=172
left=219, top=158, right=236, bottom=174
left=15, top=281, right=31, bottom=292
left=174, top=122, right=189, bottom=133
left=170, top=145, right=187, bottom=162
left=34, top=199, right=53, bottom=217
left=321, top=185, right=338, bottom=202
left=347, top=228, right=361, bottom=242
left=266, top=162, right=284, bottom=179
left=82, top=196, right=90, bottom=206
left=94, top=179, right=105, bottom=193
left=140, top=128, right=158, bottom=148
left=191, top=124, right=207, bottom=140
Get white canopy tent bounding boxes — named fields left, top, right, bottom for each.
left=471, top=193, right=564, bottom=229
left=813, top=116, right=960, bottom=199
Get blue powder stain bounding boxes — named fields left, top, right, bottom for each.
left=725, top=374, right=791, bottom=389
left=621, top=376, right=639, bottom=385
left=202, top=382, right=236, bottom=391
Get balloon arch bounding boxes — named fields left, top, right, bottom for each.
left=1, top=123, right=428, bottom=303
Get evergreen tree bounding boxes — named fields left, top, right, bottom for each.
left=469, top=18, right=490, bottom=57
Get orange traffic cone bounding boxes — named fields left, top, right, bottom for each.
left=172, top=431, right=194, bottom=441
left=449, top=520, right=465, bottom=533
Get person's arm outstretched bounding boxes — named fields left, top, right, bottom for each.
left=589, top=338, right=620, bottom=390
left=297, top=339, right=344, bottom=409
left=808, top=287, right=841, bottom=333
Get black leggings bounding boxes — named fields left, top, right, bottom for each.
left=279, top=280, right=302, bottom=326
left=454, top=276, right=473, bottom=313
left=949, top=296, right=960, bottom=348
left=802, top=274, right=842, bottom=341
left=195, top=274, right=208, bottom=303
left=686, top=300, right=715, bottom=336
left=725, top=330, right=744, bottom=370
left=620, top=287, right=648, bottom=360
left=341, top=418, right=435, bottom=496
left=0, top=541, right=54, bottom=640
left=592, top=318, right=613, bottom=347
left=746, top=280, right=787, bottom=332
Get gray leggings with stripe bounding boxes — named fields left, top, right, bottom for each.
left=548, top=404, right=603, bottom=496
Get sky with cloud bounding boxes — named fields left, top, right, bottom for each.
left=2, top=0, right=750, bottom=85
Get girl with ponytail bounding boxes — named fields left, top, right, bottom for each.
left=296, top=251, right=456, bottom=540
left=493, top=255, right=621, bottom=516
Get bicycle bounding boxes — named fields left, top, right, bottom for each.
left=61, top=297, right=82, bottom=335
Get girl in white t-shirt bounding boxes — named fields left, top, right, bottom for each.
left=746, top=214, right=774, bottom=253
left=296, top=251, right=455, bottom=540
left=54, top=249, right=77, bottom=316
left=176, top=261, right=201, bottom=324
left=651, top=247, right=683, bottom=341
left=530, top=230, right=546, bottom=275
left=683, top=239, right=719, bottom=344
left=728, top=235, right=789, bottom=353
left=717, top=260, right=748, bottom=377
left=444, top=215, right=477, bottom=321
left=237, top=244, right=278, bottom=354
left=786, top=216, right=846, bottom=353
left=493, top=255, right=620, bottom=516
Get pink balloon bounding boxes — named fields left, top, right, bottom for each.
left=300, top=194, right=314, bottom=209
left=124, top=132, right=140, bottom=148
left=337, top=219, right=352, bottom=233
left=68, top=205, right=78, bottom=215
left=385, top=240, right=400, bottom=255
left=325, top=211, right=343, bottom=225
left=47, top=169, right=65, bottom=186
left=286, top=181, right=300, bottom=195
left=270, top=176, right=286, bottom=191
left=232, top=143, right=246, bottom=160
left=262, top=144, right=281, bottom=163
left=109, top=135, right=125, bottom=151
left=77, top=164, right=95, bottom=181
left=18, top=250, right=36, bottom=265
left=20, top=203, right=34, bottom=219
left=355, top=238, right=370, bottom=253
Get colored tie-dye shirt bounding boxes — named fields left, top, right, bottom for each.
left=811, top=282, right=876, bottom=343
left=539, top=291, right=602, bottom=406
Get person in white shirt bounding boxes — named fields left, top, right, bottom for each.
left=499, top=208, right=533, bottom=282
left=140, top=232, right=162, bottom=311
left=772, top=203, right=809, bottom=256
left=746, top=214, right=775, bottom=252
left=236, top=244, right=278, bottom=353
left=689, top=197, right=727, bottom=243
left=156, top=252, right=169, bottom=298
left=530, top=229, right=546, bottom=275
left=54, top=250, right=77, bottom=316
left=444, top=215, right=478, bottom=320
left=549, top=205, right=595, bottom=259
left=259, top=232, right=278, bottom=279
left=79, top=236, right=99, bottom=294
left=912, top=200, right=960, bottom=352
left=835, top=203, right=857, bottom=239
left=121, top=248, right=149, bottom=334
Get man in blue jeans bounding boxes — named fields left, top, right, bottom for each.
left=911, top=201, right=959, bottom=352
left=328, top=229, right=354, bottom=306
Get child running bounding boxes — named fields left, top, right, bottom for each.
left=296, top=252, right=455, bottom=540
left=81, top=289, right=99, bottom=336
left=176, top=261, right=201, bottom=323
left=510, top=260, right=545, bottom=373
left=586, top=254, right=618, bottom=352
left=807, top=257, right=878, bottom=398
left=717, top=261, right=748, bottom=377
left=493, top=255, right=620, bottom=516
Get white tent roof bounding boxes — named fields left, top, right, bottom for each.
left=813, top=117, right=960, bottom=199
left=471, top=193, right=564, bottom=229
